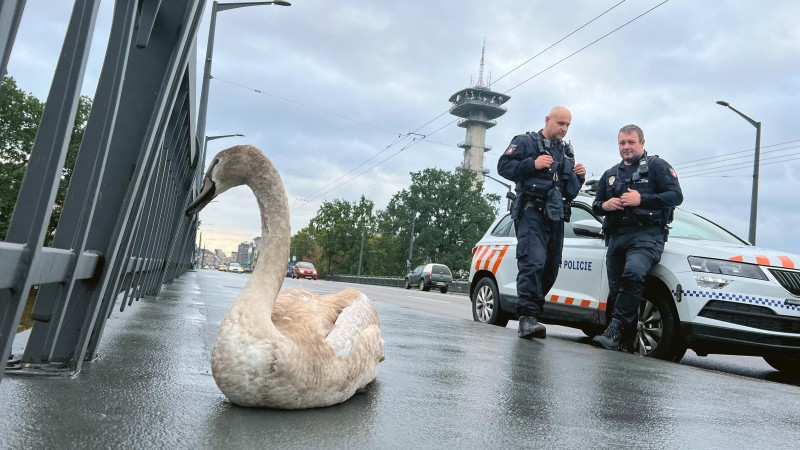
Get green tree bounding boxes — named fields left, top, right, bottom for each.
left=0, top=75, right=92, bottom=243
left=378, top=168, right=500, bottom=276
left=290, top=227, right=321, bottom=263
left=306, top=196, right=375, bottom=277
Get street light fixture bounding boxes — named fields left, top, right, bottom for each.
left=201, top=133, right=244, bottom=175
left=716, top=100, right=761, bottom=245
left=484, top=173, right=515, bottom=212
left=196, top=1, right=291, bottom=147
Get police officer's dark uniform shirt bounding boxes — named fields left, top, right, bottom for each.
left=497, top=131, right=584, bottom=317
left=591, top=152, right=683, bottom=328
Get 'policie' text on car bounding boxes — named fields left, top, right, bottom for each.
left=469, top=192, right=800, bottom=376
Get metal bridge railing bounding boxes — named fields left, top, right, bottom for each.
left=0, top=0, right=206, bottom=384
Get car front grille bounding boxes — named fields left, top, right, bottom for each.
left=769, top=268, right=800, bottom=296
left=698, top=300, right=800, bottom=334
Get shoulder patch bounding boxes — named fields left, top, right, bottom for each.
left=505, top=145, right=516, bottom=154
left=670, top=168, right=678, bottom=178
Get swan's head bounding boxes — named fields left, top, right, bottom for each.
left=185, top=145, right=266, bottom=216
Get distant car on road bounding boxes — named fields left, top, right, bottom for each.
left=293, top=261, right=318, bottom=280
left=227, top=262, right=244, bottom=274
left=405, top=263, right=453, bottom=293
left=217, top=264, right=227, bottom=272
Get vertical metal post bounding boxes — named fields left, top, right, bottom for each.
left=0, top=0, right=27, bottom=83
left=408, top=214, right=417, bottom=269
left=750, top=121, right=761, bottom=245
left=0, top=0, right=100, bottom=378
left=357, top=223, right=365, bottom=279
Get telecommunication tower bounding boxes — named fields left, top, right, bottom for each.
left=448, top=41, right=510, bottom=184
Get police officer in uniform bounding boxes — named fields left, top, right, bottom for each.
left=591, top=124, right=683, bottom=352
left=498, top=106, right=586, bottom=339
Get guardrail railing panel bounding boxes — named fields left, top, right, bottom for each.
left=2, top=0, right=206, bottom=384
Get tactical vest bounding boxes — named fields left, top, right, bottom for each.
left=515, top=132, right=576, bottom=201
left=602, top=154, right=673, bottom=231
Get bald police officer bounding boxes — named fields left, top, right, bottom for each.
left=498, top=106, right=586, bottom=339
left=591, top=124, right=683, bottom=352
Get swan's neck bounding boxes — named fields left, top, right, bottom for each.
left=236, top=156, right=290, bottom=319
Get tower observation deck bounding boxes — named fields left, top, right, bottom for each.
left=448, top=42, right=510, bottom=183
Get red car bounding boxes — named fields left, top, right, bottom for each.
left=292, top=261, right=318, bottom=280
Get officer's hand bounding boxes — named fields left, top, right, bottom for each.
left=574, top=163, right=586, bottom=177
left=620, top=188, right=641, bottom=207
left=602, top=198, right=624, bottom=211
left=534, top=155, right=554, bottom=170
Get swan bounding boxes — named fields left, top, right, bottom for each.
left=185, top=145, right=384, bottom=409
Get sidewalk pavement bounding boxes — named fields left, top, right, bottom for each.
left=1, top=270, right=799, bottom=449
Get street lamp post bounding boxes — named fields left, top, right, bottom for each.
left=196, top=1, right=291, bottom=148
left=485, top=173, right=515, bottom=211
left=716, top=100, right=761, bottom=245
left=407, top=213, right=418, bottom=270
left=201, top=133, right=243, bottom=175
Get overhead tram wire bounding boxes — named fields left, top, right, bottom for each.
left=678, top=148, right=800, bottom=178
left=291, top=1, right=672, bottom=203
left=670, top=139, right=800, bottom=168
left=491, top=0, right=627, bottom=86
left=504, top=0, right=672, bottom=94
left=219, top=1, right=673, bottom=207
left=293, top=118, right=460, bottom=209
left=680, top=155, right=800, bottom=179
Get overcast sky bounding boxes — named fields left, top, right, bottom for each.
left=7, top=0, right=800, bottom=257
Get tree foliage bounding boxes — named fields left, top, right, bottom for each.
left=293, top=168, right=500, bottom=277
left=0, top=76, right=92, bottom=243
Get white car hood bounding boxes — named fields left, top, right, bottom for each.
left=666, top=238, right=800, bottom=269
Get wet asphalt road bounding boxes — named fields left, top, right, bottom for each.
left=1, top=269, right=799, bottom=449
left=291, top=276, right=800, bottom=387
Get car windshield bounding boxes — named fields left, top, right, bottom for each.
left=668, top=209, right=748, bottom=245
left=297, top=262, right=315, bottom=269
left=431, top=265, right=451, bottom=276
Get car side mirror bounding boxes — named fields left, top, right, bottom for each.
left=573, top=219, right=603, bottom=239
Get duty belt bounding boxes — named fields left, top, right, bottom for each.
left=606, top=224, right=663, bottom=236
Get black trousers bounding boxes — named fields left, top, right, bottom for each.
left=605, top=226, right=665, bottom=329
left=514, top=205, right=564, bottom=317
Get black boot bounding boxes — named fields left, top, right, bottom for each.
left=518, top=315, right=546, bottom=339
left=618, top=329, right=637, bottom=354
left=592, top=318, right=623, bottom=350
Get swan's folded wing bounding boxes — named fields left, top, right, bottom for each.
left=324, top=291, right=381, bottom=358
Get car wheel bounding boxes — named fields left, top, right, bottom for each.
left=471, top=277, right=509, bottom=327
left=634, top=290, right=685, bottom=361
left=439, top=287, right=448, bottom=294
left=763, top=356, right=800, bottom=376
left=404, top=278, right=410, bottom=289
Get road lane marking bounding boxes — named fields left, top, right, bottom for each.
left=407, top=296, right=450, bottom=303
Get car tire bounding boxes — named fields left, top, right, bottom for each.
left=635, top=289, right=686, bottom=361
left=419, top=279, right=430, bottom=292
left=404, top=279, right=410, bottom=289
left=471, top=277, right=509, bottom=327
left=763, top=356, right=800, bottom=376
left=439, top=287, right=448, bottom=294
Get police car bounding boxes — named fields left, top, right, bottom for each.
left=469, top=192, right=800, bottom=375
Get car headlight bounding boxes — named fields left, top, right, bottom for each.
left=687, top=256, right=767, bottom=280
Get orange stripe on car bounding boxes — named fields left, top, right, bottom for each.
left=778, top=256, right=795, bottom=269
left=755, top=255, right=770, bottom=266
left=729, top=255, right=743, bottom=262
left=473, top=245, right=491, bottom=271
left=490, top=245, right=509, bottom=274
left=482, top=245, right=500, bottom=270
left=580, top=299, right=591, bottom=307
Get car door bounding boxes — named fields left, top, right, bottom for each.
left=542, top=202, right=608, bottom=325
left=409, top=265, right=424, bottom=286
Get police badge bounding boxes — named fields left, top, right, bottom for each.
left=608, top=175, right=616, bottom=185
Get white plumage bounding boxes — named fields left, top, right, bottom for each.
left=187, top=145, right=384, bottom=409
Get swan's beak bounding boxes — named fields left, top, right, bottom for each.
left=185, top=175, right=217, bottom=216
